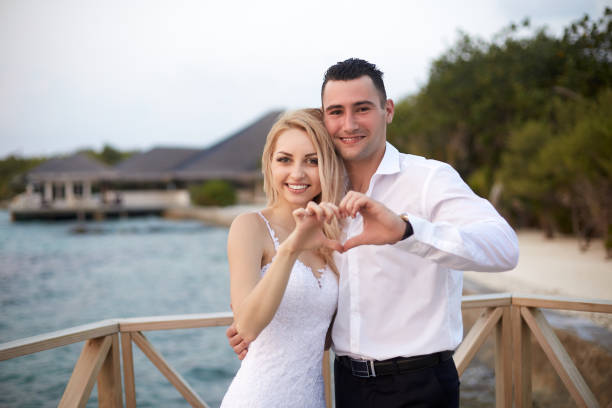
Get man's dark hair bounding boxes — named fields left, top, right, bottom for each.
left=321, top=58, right=387, bottom=106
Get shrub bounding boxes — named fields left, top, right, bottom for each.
left=189, top=180, right=236, bottom=207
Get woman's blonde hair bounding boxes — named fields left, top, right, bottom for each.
left=261, top=108, right=345, bottom=274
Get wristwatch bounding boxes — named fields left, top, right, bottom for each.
left=399, top=213, right=414, bottom=240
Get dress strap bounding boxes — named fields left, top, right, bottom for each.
left=257, top=212, right=280, bottom=250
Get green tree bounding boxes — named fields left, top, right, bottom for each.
left=0, top=156, right=46, bottom=201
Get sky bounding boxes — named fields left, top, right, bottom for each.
left=0, top=0, right=608, bottom=159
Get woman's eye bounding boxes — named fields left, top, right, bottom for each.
left=307, top=158, right=318, bottom=165
left=276, top=157, right=290, bottom=163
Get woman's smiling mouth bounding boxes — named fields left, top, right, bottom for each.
left=286, top=183, right=310, bottom=192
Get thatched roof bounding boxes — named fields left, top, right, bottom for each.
left=27, top=153, right=113, bottom=182
left=113, top=147, right=202, bottom=181
left=175, top=110, right=283, bottom=181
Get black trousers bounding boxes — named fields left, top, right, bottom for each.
left=334, top=356, right=460, bottom=408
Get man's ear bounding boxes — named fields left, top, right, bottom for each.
left=385, top=99, right=395, bottom=124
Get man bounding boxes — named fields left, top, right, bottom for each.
left=229, top=58, right=519, bottom=407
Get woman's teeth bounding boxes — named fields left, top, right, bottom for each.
left=287, top=184, right=308, bottom=191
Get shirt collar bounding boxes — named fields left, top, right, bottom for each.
left=374, top=142, right=401, bottom=176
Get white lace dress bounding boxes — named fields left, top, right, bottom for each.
left=220, top=212, right=338, bottom=408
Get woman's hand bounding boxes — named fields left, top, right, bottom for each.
left=283, top=201, right=343, bottom=254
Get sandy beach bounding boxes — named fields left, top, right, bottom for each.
left=464, top=230, right=612, bottom=300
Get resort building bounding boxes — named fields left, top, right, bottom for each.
left=10, top=110, right=283, bottom=220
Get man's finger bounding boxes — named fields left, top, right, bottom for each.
left=228, top=333, right=243, bottom=347
left=342, top=233, right=370, bottom=251
left=324, top=238, right=344, bottom=253
left=232, top=340, right=249, bottom=355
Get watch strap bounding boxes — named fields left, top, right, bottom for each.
left=399, top=213, right=414, bottom=240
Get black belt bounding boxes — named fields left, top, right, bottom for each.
left=336, top=351, right=453, bottom=378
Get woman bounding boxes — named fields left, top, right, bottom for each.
left=220, top=109, right=345, bottom=407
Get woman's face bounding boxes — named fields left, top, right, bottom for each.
left=270, top=128, right=322, bottom=208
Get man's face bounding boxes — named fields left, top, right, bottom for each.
left=322, top=76, right=394, bottom=165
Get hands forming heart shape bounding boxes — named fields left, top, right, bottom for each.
left=291, top=191, right=406, bottom=253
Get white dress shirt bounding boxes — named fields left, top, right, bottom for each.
left=331, top=142, right=519, bottom=360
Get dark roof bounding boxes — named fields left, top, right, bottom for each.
left=176, top=110, right=283, bottom=179
left=114, top=147, right=202, bottom=173
left=25, top=110, right=284, bottom=184
left=27, top=153, right=113, bottom=181
left=30, top=153, right=110, bottom=173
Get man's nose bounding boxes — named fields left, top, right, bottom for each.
left=343, top=112, right=358, bottom=132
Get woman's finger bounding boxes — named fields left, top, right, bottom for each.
left=306, top=201, right=325, bottom=221
left=320, top=202, right=339, bottom=223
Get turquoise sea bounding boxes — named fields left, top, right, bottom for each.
left=0, top=210, right=506, bottom=407
left=0, top=210, right=239, bottom=407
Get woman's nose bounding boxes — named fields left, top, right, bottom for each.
left=290, top=163, right=306, bottom=178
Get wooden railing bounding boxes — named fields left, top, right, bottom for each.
left=1, top=294, right=611, bottom=407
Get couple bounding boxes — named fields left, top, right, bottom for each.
left=221, top=59, right=519, bottom=408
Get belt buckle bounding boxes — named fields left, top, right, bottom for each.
left=350, top=358, right=376, bottom=378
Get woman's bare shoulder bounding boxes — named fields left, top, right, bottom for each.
left=228, top=212, right=272, bottom=250
left=229, top=211, right=266, bottom=234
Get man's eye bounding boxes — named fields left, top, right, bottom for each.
left=329, top=110, right=342, bottom=116
left=357, top=106, right=370, bottom=112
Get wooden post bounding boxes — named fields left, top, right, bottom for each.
left=512, top=306, right=532, bottom=407
left=59, top=336, right=113, bottom=408
left=131, top=331, right=208, bottom=408
left=454, top=307, right=503, bottom=376
left=97, top=334, right=123, bottom=407
left=121, top=333, right=136, bottom=408
left=521, top=307, right=599, bottom=407
left=322, top=350, right=332, bottom=408
left=495, top=307, right=512, bottom=407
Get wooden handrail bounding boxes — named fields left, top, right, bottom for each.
left=2, top=294, right=610, bottom=408
left=512, top=294, right=612, bottom=313
left=0, top=319, right=119, bottom=361
left=461, top=293, right=512, bottom=308
left=119, top=311, right=233, bottom=332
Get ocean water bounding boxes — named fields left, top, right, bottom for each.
left=0, top=210, right=502, bottom=407
left=0, top=210, right=239, bottom=407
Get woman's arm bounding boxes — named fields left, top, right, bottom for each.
left=230, top=204, right=342, bottom=344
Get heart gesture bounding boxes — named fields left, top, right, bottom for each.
left=339, top=191, right=406, bottom=252
left=288, top=201, right=343, bottom=253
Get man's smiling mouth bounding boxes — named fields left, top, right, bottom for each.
left=338, top=135, right=365, bottom=144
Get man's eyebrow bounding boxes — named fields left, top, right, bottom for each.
left=324, top=100, right=377, bottom=112
left=354, top=100, right=377, bottom=107
left=324, top=104, right=343, bottom=112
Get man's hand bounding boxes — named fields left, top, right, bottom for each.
left=226, top=324, right=249, bottom=360
left=339, top=191, right=406, bottom=251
